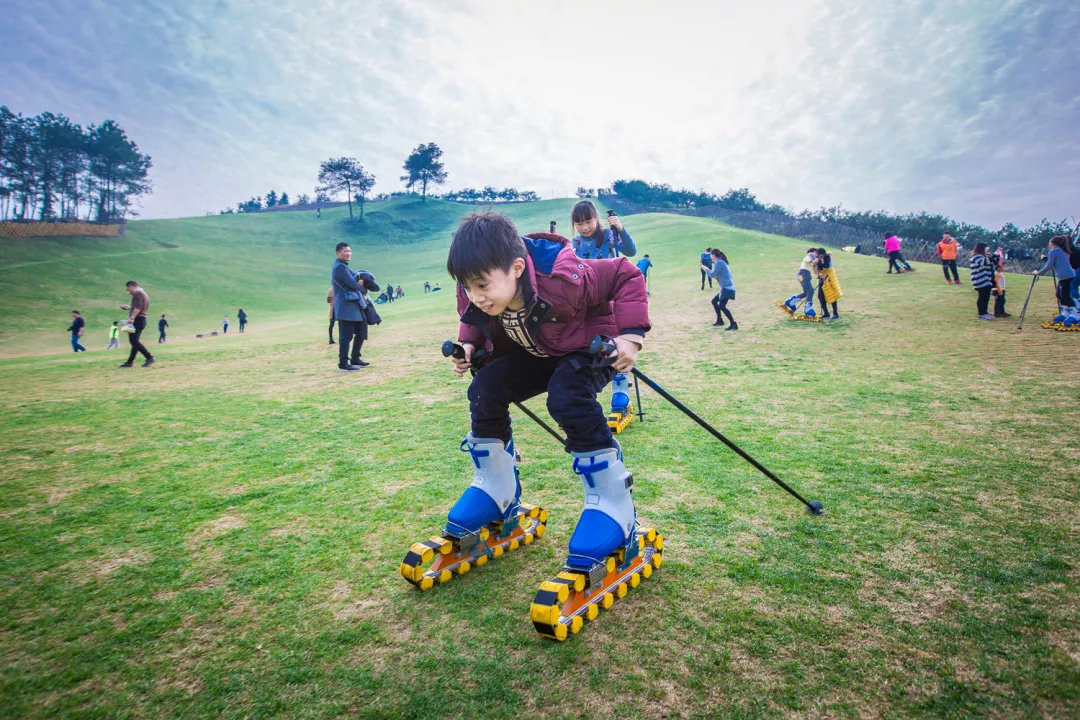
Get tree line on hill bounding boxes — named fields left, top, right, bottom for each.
left=606, top=178, right=1074, bottom=253
left=0, top=107, right=152, bottom=223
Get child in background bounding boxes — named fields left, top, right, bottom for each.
left=702, top=249, right=737, bottom=330
left=570, top=201, right=636, bottom=260
left=969, top=243, right=994, bottom=320
left=107, top=321, right=121, bottom=350
left=783, top=248, right=818, bottom=317
left=223, top=315, right=229, bottom=333
left=991, top=255, right=1010, bottom=318
left=815, top=247, right=843, bottom=320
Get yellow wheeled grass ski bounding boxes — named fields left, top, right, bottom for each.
left=1040, top=320, right=1080, bottom=331
left=400, top=503, right=548, bottom=590
left=775, top=300, right=821, bottom=323
left=530, top=527, right=663, bottom=641
left=606, top=402, right=634, bottom=434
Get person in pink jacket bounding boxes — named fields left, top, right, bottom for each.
left=884, top=234, right=914, bottom=274
left=445, top=211, right=650, bottom=577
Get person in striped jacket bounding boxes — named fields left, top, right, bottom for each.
left=969, top=243, right=994, bottom=321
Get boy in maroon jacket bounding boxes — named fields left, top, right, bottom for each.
left=444, top=212, right=650, bottom=575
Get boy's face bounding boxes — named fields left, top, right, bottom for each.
left=337, top=246, right=352, bottom=262
left=574, top=217, right=599, bottom=237
left=461, top=258, right=526, bottom=315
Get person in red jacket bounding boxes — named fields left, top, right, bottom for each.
left=937, top=231, right=961, bottom=284
left=445, top=211, right=650, bottom=577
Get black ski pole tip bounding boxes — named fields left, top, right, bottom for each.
left=806, top=501, right=824, bottom=515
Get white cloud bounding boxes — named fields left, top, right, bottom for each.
left=1, top=0, right=1077, bottom=227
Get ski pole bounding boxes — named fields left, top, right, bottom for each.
left=606, top=209, right=620, bottom=258
left=441, top=341, right=568, bottom=450
left=589, top=336, right=824, bottom=515
left=1017, top=275, right=1038, bottom=331
left=633, top=373, right=645, bottom=422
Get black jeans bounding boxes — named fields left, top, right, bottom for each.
left=993, top=290, right=1007, bottom=315
left=976, top=286, right=992, bottom=315
left=127, top=316, right=152, bottom=363
left=337, top=320, right=366, bottom=366
left=942, top=259, right=959, bottom=281
left=329, top=317, right=336, bottom=342
left=700, top=268, right=712, bottom=289
left=711, top=289, right=735, bottom=323
left=468, top=346, right=615, bottom=454
left=887, top=251, right=902, bottom=272
left=1057, top=278, right=1076, bottom=308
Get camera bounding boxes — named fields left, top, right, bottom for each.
left=606, top=209, right=616, bottom=217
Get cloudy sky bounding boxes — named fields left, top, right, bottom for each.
left=3, top=0, right=1078, bottom=228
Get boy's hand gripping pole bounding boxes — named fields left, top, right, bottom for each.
left=441, top=341, right=568, bottom=451
left=589, top=336, right=823, bottom=515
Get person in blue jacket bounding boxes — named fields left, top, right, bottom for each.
left=570, top=201, right=636, bottom=259
left=636, top=254, right=653, bottom=295
left=700, top=248, right=713, bottom=290
left=569, top=200, right=638, bottom=420
left=331, top=242, right=380, bottom=370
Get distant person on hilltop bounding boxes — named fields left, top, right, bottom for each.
left=424, top=280, right=431, bottom=294
left=937, top=232, right=961, bottom=284
left=222, top=315, right=229, bottom=334
left=432, top=282, right=441, bottom=292
left=700, top=248, right=713, bottom=290
left=67, top=310, right=87, bottom=352
left=119, top=280, right=154, bottom=368
left=395, top=285, right=403, bottom=299
left=636, top=254, right=653, bottom=295
left=107, top=321, right=121, bottom=350
left=316, top=208, right=321, bottom=219
left=549, top=220, right=557, bottom=234
left=238, top=308, right=247, bottom=333
left=384, top=279, right=394, bottom=303
left=158, top=313, right=169, bottom=343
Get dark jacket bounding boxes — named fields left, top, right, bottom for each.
left=332, top=259, right=380, bottom=322
left=67, top=316, right=84, bottom=334
left=456, top=233, right=650, bottom=356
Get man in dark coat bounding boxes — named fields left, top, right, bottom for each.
left=331, top=242, right=378, bottom=370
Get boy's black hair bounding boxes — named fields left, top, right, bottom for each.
left=643, top=254, right=649, bottom=258
left=446, top=212, right=527, bottom=284
left=335, top=242, right=350, bottom=252
left=815, top=247, right=828, bottom=256
left=125, top=280, right=137, bottom=287
left=72, top=310, right=80, bottom=314
left=112, top=321, right=119, bottom=325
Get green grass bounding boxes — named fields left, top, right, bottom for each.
left=1, top=202, right=1078, bottom=719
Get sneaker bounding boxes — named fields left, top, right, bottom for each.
left=712, top=321, right=724, bottom=327
left=329, top=339, right=336, bottom=344
left=995, top=312, right=1012, bottom=318
left=978, top=314, right=994, bottom=321
left=338, top=364, right=360, bottom=371
left=829, top=315, right=840, bottom=321
left=118, top=362, right=134, bottom=368
left=351, top=359, right=370, bottom=367
left=725, top=323, right=739, bottom=331
left=141, top=357, right=155, bottom=368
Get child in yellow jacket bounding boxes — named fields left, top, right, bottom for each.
left=815, top=247, right=843, bottom=320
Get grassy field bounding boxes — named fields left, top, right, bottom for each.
left=1, top=201, right=1078, bottom=719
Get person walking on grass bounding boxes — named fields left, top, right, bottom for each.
left=1033, top=235, right=1077, bottom=312
left=106, top=321, right=121, bottom=350
left=969, top=243, right=994, bottom=321
left=702, top=249, right=737, bottom=330
left=158, top=314, right=169, bottom=343
left=67, top=310, right=87, bottom=352
left=222, top=315, right=229, bottom=334
left=937, top=231, right=961, bottom=284
left=119, top=281, right=154, bottom=367
left=238, top=308, right=247, bottom=333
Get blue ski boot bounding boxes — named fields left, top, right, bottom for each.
left=783, top=295, right=799, bottom=314
left=445, top=434, right=521, bottom=539
left=610, top=373, right=631, bottom=417
left=804, top=306, right=816, bottom=319
left=565, top=443, right=636, bottom=573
